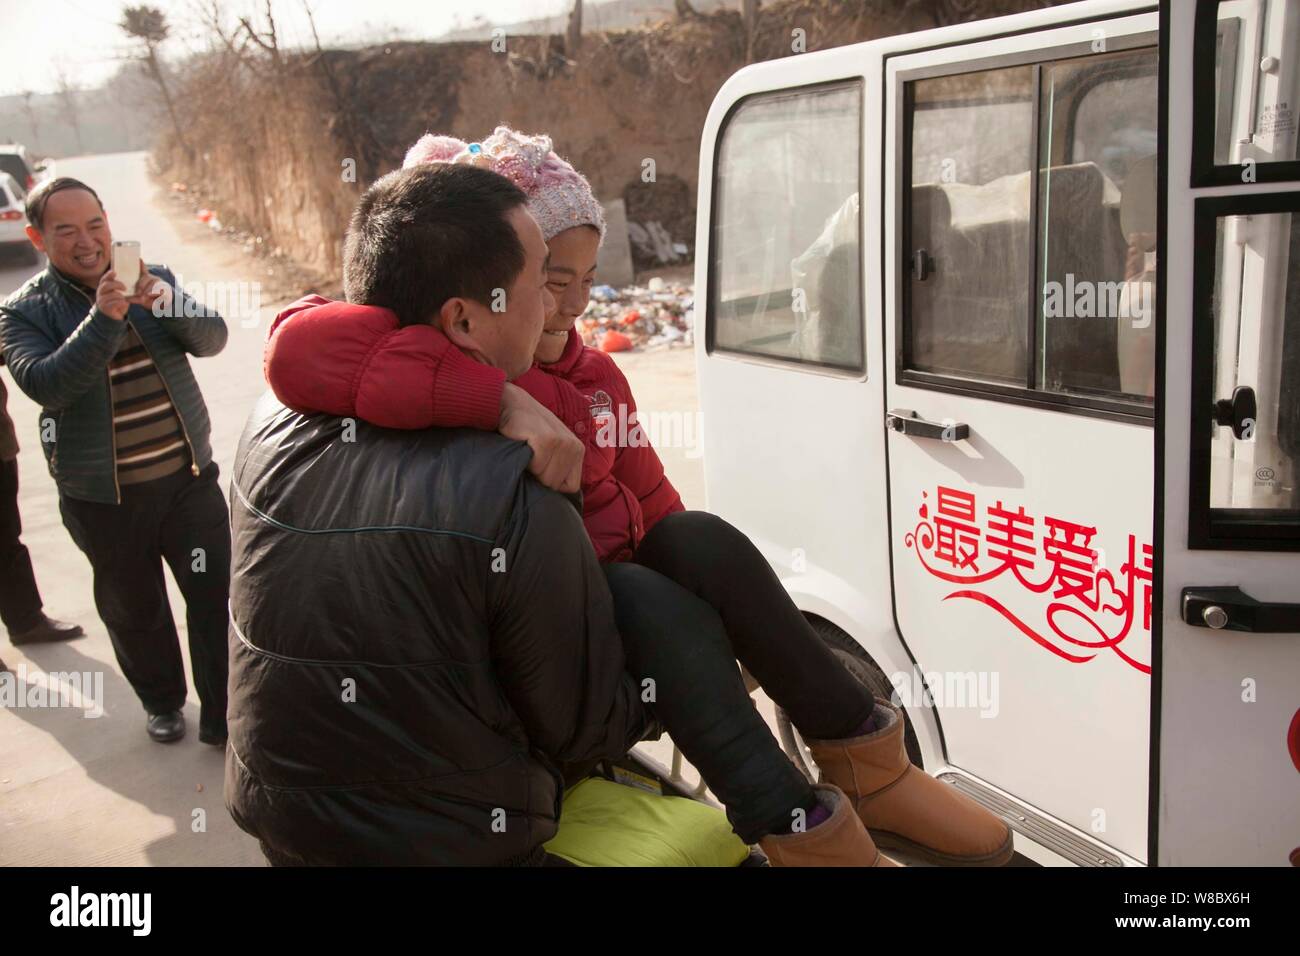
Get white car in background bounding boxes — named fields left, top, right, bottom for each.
left=0, top=172, right=39, bottom=266
left=0, top=144, right=47, bottom=193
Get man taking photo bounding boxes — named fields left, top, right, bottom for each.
left=0, top=177, right=230, bottom=746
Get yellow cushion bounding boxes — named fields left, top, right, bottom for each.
left=543, top=777, right=750, bottom=867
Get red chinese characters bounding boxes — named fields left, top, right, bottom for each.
left=905, top=486, right=1151, bottom=674
left=933, top=487, right=981, bottom=571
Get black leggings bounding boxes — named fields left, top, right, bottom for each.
left=603, top=510, right=875, bottom=844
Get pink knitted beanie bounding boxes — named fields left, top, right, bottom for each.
left=403, top=125, right=605, bottom=243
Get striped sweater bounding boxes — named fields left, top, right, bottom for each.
left=108, top=323, right=191, bottom=485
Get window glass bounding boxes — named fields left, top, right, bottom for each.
left=1214, top=12, right=1242, bottom=165
left=0, top=156, right=29, bottom=187
left=1210, top=210, right=1300, bottom=513
left=903, top=49, right=1158, bottom=410
left=712, top=83, right=863, bottom=370
left=1037, top=48, right=1158, bottom=402
left=1212, top=0, right=1300, bottom=169
left=906, top=66, right=1033, bottom=385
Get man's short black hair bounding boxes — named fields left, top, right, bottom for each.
left=343, top=163, right=529, bottom=327
left=25, top=177, right=104, bottom=231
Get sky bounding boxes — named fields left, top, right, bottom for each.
left=0, top=0, right=578, bottom=96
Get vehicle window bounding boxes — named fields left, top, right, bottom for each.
left=906, top=65, right=1034, bottom=385
left=0, top=156, right=29, bottom=186
left=1212, top=0, right=1300, bottom=168
left=902, top=45, right=1157, bottom=414
left=711, top=82, right=864, bottom=371
left=1209, top=208, right=1300, bottom=514
left=1038, top=48, right=1158, bottom=402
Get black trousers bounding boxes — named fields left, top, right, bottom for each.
left=604, top=510, right=876, bottom=844
left=0, top=457, right=44, bottom=635
left=58, top=462, right=231, bottom=736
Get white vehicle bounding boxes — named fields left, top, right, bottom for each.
left=688, top=0, right=1300, bottom=866
left=0, top=172, right=38, bottom=265
left=0, top=144, right=46, bottom=194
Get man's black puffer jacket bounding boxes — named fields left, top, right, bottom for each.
left=225, top=393, right=660, bottom=865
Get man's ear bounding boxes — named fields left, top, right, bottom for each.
left=436, top=297, right=488, bottom=362
left=24, top=226, right=45, bottom=254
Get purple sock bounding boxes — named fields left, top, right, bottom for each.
left=773, top=794, right=832, bottom=834
left=805, top=800, right=832, bottom=829
left=848, top=710, right=878, bottom=737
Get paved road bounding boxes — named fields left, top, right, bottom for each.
left=0, top=151, right=722, bottom=865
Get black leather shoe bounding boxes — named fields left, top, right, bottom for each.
left=147, top=710, right=186, bottom=743
left=9, top=615, right=85, bottom=647
left=198, top=727, right=227, bottom=747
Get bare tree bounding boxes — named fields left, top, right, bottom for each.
left=120, top=5, right=191, bottom=153
left=237, top=0, right=285, bottom=72
left=52, top=63, right=85, bottom=155
left=299, top=0, right=380, bottom=179
left=565, top=0, right=583, bottom=58
left=192, top=0, right=256, bottom=70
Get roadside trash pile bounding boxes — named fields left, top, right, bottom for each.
left=170, top=182, right=225, bottom=233
left=170, top=180, right=292, bottom=261
left=578, top=277, right=694, bottom=353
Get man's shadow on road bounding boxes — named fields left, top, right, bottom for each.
left=5, top=640, right=262, bottom=865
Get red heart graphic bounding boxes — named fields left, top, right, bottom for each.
left=1093, top=569, right=1127, bottom=618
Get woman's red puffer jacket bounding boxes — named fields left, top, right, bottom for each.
left=264, top=295, right=683, bottom=562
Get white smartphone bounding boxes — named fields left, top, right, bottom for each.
left=111, top=240, right=141, bottom=290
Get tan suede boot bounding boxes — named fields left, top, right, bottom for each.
left=804, top=698, right=1014, bottom=866
left=757, top=783, right=901, bottom=867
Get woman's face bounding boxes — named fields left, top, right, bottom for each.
left=536, top=225, right=600, bottom=364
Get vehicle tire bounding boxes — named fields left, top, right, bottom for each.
left=775, top=615, right=924, bottom=782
